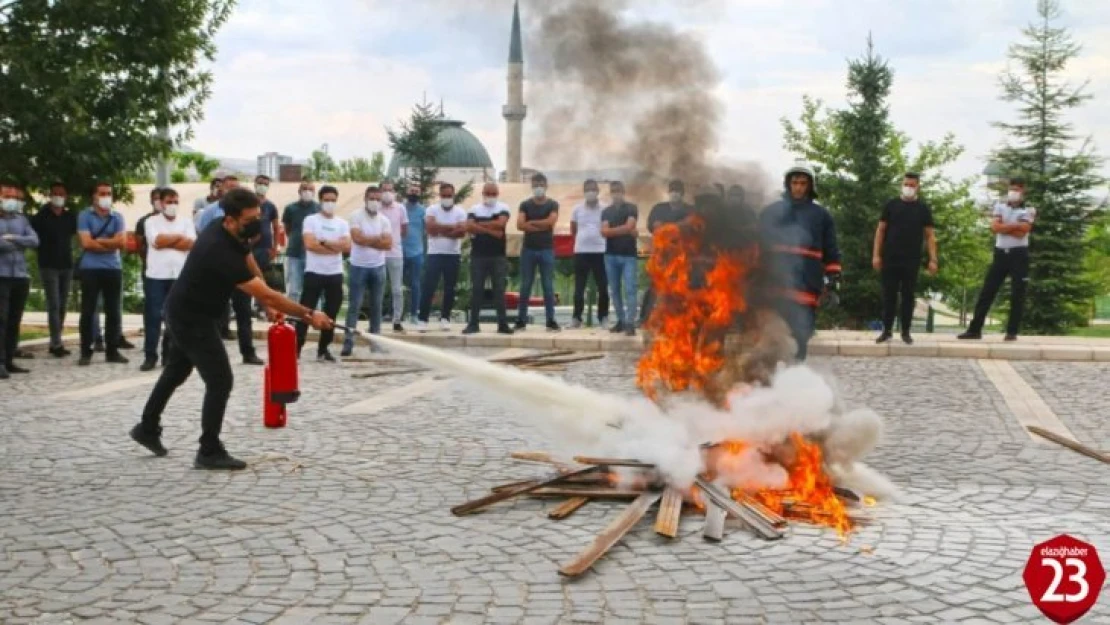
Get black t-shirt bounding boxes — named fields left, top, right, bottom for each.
left=647, top=201, right=692, bottom=233
left=519, top=198, right=558, bottom=250
left=468, top=203, right=510, bottom=257
left=165, top=220, right=255, bottom=320
left=880, top=198, right=934, bottom=265
left=30, top=206, right=77, bottom=270
left=601, top=202, right=639, bottom=257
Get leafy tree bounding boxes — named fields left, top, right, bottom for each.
left=305, top=150, right=338, bottom=182
left=175, top=151, right=221, bottom=180
left=386, top=102, right=447, bottom=202
left=782, top=38, right=973, bottom=329
left=0, top=0, right=235, bottom=202
left=990, top=0, right=1105, bottom=333
left=331, top=152, right=386, bottom=182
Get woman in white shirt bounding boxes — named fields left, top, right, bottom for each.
left=297, top=186, right=351, bottom=361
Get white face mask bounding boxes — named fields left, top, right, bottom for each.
left=320, top=201, right=337, bottom=215
left=532, top=186, right=546, bottom=198
left=381, top=192, right=395, bottom=204
left=1, top=199, right=18, bottom=213
left=1008, top=189, right=1022, bottom=203
left=901, top=185, right=917, bottom=200
left=365, top=200, right=380, bottom=213
left=97, top=196, right=113, bottom=210
left=584, top=191, right=599, bottom=203
left=483, top=196, right=498, bottom=207
left=50, top=196, right=65, bottom=208
left=255, top=184, right=269, bottom=195
left=669, top=191, right=682, bottom=203
left=300, top=190, right=314, bottom=202
left=441, top=198, right=454, bottom=208
left=163, top=203, right=178, bottom=218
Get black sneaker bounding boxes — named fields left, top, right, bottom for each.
left=317, top=351, right=336, bottom=363
left=242, top=354, right=264, bottom=365
left=514, top=321, right=527, bottom=331
left=546, top=321, right=561, bottom=333
left=901, top=333, right=914, bottom=345
left=340, top=346, right=353, bottom=357
left=497, top=324, right=515, bottom=335
left=93, top=340, right=105, bottom=353
left=139, top=358, right=158, bottom=372
left=462, top=325, right=480, bottom=335
left=50, top=346, right=71, bottom=358
left=194, top=450, right=247, bottom=471
left=393, top=323, right=405, bottom=333
left=609, top=322, right=626, bottom=334
left=78, top=354, right=92, bottom=366
left=130, top=424, right=168, bottom=457
left=875, top=333, right=892, bottom=344
left=624, top=327, right=636, bottom=337
left=117, top=337, right=135, bottom=350
left=1004, top=334, right=1018, bottom=342
left=106, top=352, right=129, bottom=364
left=957, top=331, right=982, bottom=340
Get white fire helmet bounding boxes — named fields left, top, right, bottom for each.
left=783, top=160, right=818, bottom=199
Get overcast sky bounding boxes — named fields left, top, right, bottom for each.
left=189, top=0, right=1110, bottom=187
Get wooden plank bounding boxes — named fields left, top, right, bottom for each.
left=490, top=350, right=575, bottom=365
left=548, top=497, right=590, bottom=520
left=736, top=493, right=787, bottom=528
left=653, top=487, right=684, bottom=538
left=1027, top=426, right=1110, bottom=464
left=703, top=501, right=727, bottom=542
left=451, top=467, right=599, bottom=516
left=532, top=354, right=606, bottom=366
left=527, top=488, right=644, bottom=499
left=558, top=491, right=663, bottom=577
left=694, top=477, right=783, bottom=540
left=491, top=479, right=541, bottom=493
left=509, top=451, right=578, bottom=473
left=350, top=368, right=428, bottom=379
left=572, top=456, right=656, bottom=469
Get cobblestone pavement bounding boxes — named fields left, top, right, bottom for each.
left=1, top=348, right=1108, bottom=624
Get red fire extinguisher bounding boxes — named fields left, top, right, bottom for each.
left=264, top=319, right=300, bottom=428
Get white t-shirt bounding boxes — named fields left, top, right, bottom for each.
left=303, top=213, right=351, bottom=275
left=993, top=202, right=1036, bottom=249
left=571, top=202, right=606, bottom=254
left=378, top=202, right=409, bottom=259
left=144, top=213, right=196, bottom=280
left=426, top=204, right=468, bottom=255
left=348, top=210, right=392, bottom=269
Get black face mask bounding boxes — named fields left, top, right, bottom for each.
left=406, top=194, right=419, bottom=203
left=238, top=219, right=263, bottom=242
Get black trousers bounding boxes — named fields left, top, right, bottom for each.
left=220, top=290, right=256, bottom=357
left=880, top=264, right=919, bottom=335
left=469, top=256, right=509, bottom=327
left=969, top=247, right=1030, bottom=336
left=297, top=272, right=343, bottom=354
left=79, top=269, right=122, bottom=357
left=140, top=313, right=233, bottom=454
left=0, top=277, right=30, bottom=366
left=573, top=253, right=609, bottom=322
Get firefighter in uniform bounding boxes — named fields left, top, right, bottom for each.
left=758, top=162, right=841, bottom=361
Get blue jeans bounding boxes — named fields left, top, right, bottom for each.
left=605, top=255, right=638, bottom=326
left=284, top=256, right=306, bottom=304
left=403, top=255, right=424, bottom=322
left=142, top=277, right=175, bottom=361
left=419, top=255, right=461, bottom=322
left=517, top=247, right=556, bottom=324
left=344, top=265, right=386, bottom=351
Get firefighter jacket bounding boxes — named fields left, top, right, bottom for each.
left=758, top=193, right=842, bottom=307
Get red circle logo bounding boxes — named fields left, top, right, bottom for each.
left=1023, top=535, right=1105, bottom=623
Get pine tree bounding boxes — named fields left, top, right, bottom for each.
left=991, top=0, right=1105, bottom=333
left=386, top=102, right=447, bottom=202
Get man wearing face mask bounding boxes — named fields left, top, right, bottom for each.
left=297, top=186, right=351, bottom=361
left=130, top=188, right=334, bottom=469
left=138, top=188, right=196, bottom=371
left=569, top=179, right=609, bottom=329
left=31, top=182, right=78, bottom=357
left=959, top=178, right=1035, bottom=342
left=402, top=184, right=426, bottom=326
left=378, top=181, right=409, bottom=332
left=515, top=172, right=561, bottom=332
left=642, top=179, right=693, bottom=325
left=418, top=183, right=468, bottom=331
left=251, top=175, right=282, bottom=316
left=872, top=172, right=937, bottom=345
left=601, top=181, right=640, bottom=336
left=342, top=186, right=393, bottom=356
left=464, top=182, right=514, bottom=335
left=0, top=182, right=39, bottom=378
left=76, top=182, right=129, bottom=367
left=282, top=180, right=320, bottom=304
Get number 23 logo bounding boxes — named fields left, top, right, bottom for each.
left=1041, top=558, right=1089, bottom=603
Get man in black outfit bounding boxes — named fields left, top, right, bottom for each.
left=463, top=182, right=514, bottom=335
left=641, top=179, right=693, bottom=324
left=129, top=189, right=333, bottom=470
left=872, top=172, right=938, bottom=344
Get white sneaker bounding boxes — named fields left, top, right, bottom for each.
left=415, top=321, right=428, bottom=333
left=439, top=318, right=451, bottom=332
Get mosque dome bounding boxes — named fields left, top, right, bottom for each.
left=386, top=118, right=494, bottom=179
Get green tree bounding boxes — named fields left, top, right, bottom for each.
left=331, top=152, right=386, bottom=182
left=0, top=0, right=234, bottom=201
left=386, top=102, right=447, bottom=202
left=305, top=150, right=338, bottom=182
left=174, top=150, right=221, bottom=181
left=990, top=0, right=1105, bottom=333
left=782, top=39, right=975, bottom=329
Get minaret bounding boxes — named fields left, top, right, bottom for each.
left=502, top=0, right=526, bottom=183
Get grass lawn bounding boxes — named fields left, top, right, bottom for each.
left=1067, top=325, right=1110, bottom=338
left=19, top=329, right=49, bottom=341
